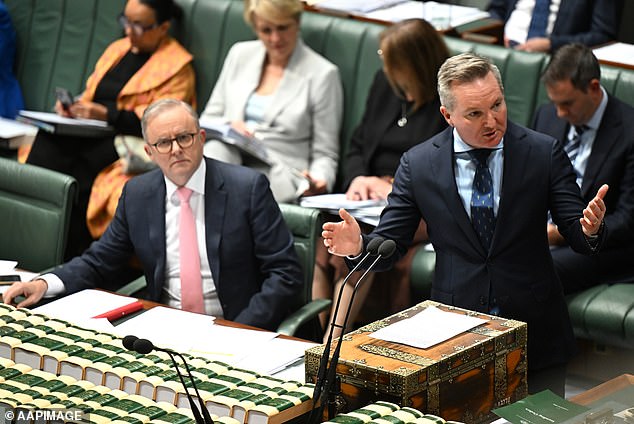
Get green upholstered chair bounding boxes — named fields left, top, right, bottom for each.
left=276, top=203, right=332, bottom=341
left=0, top=157, right=76, bottom=273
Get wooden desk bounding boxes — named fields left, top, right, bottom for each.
left=571, top=374, right=634, bottom=406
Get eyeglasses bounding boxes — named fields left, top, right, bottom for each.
left=150, top=133, right=197, bottom=154
left=118, top=14, right=159, bottom=36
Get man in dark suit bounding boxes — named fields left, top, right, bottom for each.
left=533, top=43, right=634, bottom=295
left=487, top=0, right=621, bottom=52
left=323, top=53, right=608, bottom=395
left=3, top=99, right=303, bottom=331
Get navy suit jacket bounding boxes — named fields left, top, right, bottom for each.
left=53, top=157, right=303, bottom=331
left=533, top=94, right=634, bottom=258
left=361, top=121, right=604, bottom=370
left=488, top=0, right=621, bottom=51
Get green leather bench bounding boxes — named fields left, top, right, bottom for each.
left=6, top=0, right=634, bottom=349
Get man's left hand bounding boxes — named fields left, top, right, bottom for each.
left=581, top=184, right=609, bottom=236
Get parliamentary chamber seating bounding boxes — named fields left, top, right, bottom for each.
left=5, top=0, right=634, bottom=357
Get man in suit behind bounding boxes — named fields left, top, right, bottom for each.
left=3, top=99, right=303, bottom=331
left=322, top=53, right=608, bottom=395
left=533, top=43, right=634, bottom=295
left=487, top=0, right=621, bottom=52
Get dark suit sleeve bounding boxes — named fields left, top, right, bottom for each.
left=487, top=0, right=512, bottom=21
left=548, top=139, right=606, bottom=253
left=550, top=0, right=621, bottom=50
left=231, top=173, right=303, bottom=328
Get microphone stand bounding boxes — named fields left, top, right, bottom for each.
left=308, top=239, right=396, bottom=423
left=310, top=237, right=384, bottom=409
left=130, top=338, right=214, bottom=424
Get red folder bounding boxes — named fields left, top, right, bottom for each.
left=92, top=300, right=144, bottom=321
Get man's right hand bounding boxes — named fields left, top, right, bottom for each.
left=322, top=208, right=363, bottom=257
left=2, top=279, right=48, bottom=308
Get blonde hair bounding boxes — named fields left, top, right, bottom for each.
left=243, top=0, right=302, bottom=27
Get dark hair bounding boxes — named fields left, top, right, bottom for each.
left=139, top=0, right=183, bottom=23
left=379, top=18, right=449, bottom=109
left=542, top=43, right=601, bottom=92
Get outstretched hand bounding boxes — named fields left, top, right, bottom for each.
left=322, top=208, right=363, bottom=257
left=581, top=184, right=609, bottom=237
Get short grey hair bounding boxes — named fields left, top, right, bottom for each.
left=141, top=99, right=200, bottom=142
left=437, top=52, right=504, bottom=111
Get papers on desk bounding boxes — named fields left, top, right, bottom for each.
left=361, top=1, right=489, bottom=29
left=593, top=42, right=634, bottom=67
left=300, top=193, right=386, bottom=226
left=0, top=117, right=38, bottom=148
left=17, top=110, right=115, bottom=137
left=33, top=289, right=142, bottom=329
left=370, top=305, right=487, bottom=349
left=314, top=0, right=406, bottom=14
left=115, top=307, right=315, bottom=377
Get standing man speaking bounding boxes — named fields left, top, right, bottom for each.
left=323, top=53, right=608, bottom=395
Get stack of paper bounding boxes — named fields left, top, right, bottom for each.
left=300, top=193, right=386, bottom=226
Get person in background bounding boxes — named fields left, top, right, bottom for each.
left=313, top=18, right=449, bottom=342
left=0, top=1, right=23, bottom=119
left=24, top=0, right=196, bottom=259
left=533, top=43, right=634, bottom=294
left=3, top=99, right=302, bottom=331
left=322, top=52, right=608, bottom=396
left=200, top=0, right=343, bottom=203
left=487, top=0, right=621, bottom=53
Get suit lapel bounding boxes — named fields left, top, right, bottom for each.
left=431, top=129, right=485, bottom=255
left=146, top=173, right=167, bottom=300
left=203, top=158, right=226, bottom=287
left=582, top=96, right=620, bottom=198
left=493, top=122, right=531, bottom=250
left=262, top=40, right=306, bottom=124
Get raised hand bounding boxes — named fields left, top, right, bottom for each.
left=322, top=208, right=363, bottom=257
left=581, top=184, right=609, bottom=237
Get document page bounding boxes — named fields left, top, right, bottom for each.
left=369, top=305, right=487, bottom=349
left=33, top=289, right=141, bottom=323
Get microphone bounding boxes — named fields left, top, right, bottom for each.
left=123, top=335, right=214, bottom=424
left=311, top=236, right=384, bottom=407
left=309, top=238, right=395, bottom=423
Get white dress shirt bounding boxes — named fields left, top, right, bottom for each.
left=453, top=129, right=504, bottom=219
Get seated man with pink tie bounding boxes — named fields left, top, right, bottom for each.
left=3, top=99, right=303, bottom=331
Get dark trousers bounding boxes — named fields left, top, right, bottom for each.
left=26, top=131, right=118, bottom=259
left=528, top=363, right=567, bottom=397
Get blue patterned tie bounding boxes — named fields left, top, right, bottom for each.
left=565, top=125, right=587, bottom=179
left=527, top=0, right=552, bottom=39
left=469, top=149, right=496, bottom=250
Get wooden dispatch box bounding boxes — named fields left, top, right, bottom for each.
left=305, top=300, right=528, bottom=424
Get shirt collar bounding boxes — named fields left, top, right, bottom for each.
left=452, top=127, right=505, bottom=154
left=584, top=85, right=608, bottom=132
left=165, top=159, right=206, bottom=202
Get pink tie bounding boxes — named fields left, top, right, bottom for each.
left=177, top=187, right=204, bottom=313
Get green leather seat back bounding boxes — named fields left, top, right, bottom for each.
left=174, top=0, right=254, bottom=113
left=278, top=203, right=322, bottom=339
left=0, top=158, right=76, bottom=272
left=5, top=0, right=125, bottom=112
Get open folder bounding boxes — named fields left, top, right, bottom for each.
left=17, top=110, right=115, bottom=138
left=33, top=289, right=143, bottom=323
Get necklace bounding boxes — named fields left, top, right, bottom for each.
left=397, top=102, right=408, bottom=127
